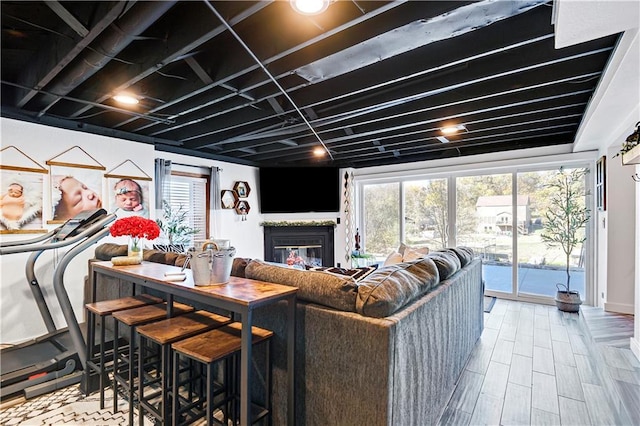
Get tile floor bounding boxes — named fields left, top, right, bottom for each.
left=439, top=299, right=639, bottom=425
left=1, top=299, right=638, bottom=425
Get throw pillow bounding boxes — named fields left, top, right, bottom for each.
left=398, top=242, right=429, bottom=255
left=383, top=251, right=403, bottom=266
left=402, top=246, right=428, bottom=262
left=356, top=257, right=440, bottom=318
left=245, top=259, right=358, bottom=312
left=305, top=265, right=378, bottom=282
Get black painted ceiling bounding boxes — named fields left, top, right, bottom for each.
left=1, top=0, right=619, bottom=168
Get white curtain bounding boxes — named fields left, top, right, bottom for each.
left=154, top=158, right=172, bottom=210
left=210, top=166, right=222, bottom=238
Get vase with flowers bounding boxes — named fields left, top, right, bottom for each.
left=110, top=216, right=161, bottom=261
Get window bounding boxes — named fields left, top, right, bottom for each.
left=165, top=171, right=209, bottom=246
left=358, top=159, right=592, bottom=304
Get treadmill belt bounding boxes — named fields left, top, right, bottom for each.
left=1, top=340, right=61, bottom=373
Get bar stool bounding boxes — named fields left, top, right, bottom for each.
left=171, top=322, right=273, bottom=426
left=112, top=301, right=194, bottom=425
left=136, top=310, right=232, bottom=426
left=84, top=294, right=163, bottom=409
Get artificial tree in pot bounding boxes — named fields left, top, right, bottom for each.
left=540, top=167, right=591, bottom=312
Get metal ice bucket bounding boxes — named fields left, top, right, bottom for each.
left=189, top=242, right=236, bottom=286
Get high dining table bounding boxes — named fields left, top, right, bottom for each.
left=89, top=260, right=298, bottom=426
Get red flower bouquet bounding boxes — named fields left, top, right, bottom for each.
left=110, top=216, right=161, bottom=259
left=110, top=216, right=161, bottom=240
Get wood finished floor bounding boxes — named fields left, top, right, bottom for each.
left=439, top=299, right=640, bottom=425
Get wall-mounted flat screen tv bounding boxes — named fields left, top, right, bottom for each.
left=259, top=167, right=341, bottom=213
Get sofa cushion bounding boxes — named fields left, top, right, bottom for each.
left=448, top=246, right=475, bottom=267
left=231, top=257, right=251, bottom=278
left=305, top=265, right=378, bottom=282
left=383, top=251, right=403, bottom=266
left=398, top=243, right=429, bottom=257
left=94, top=243, right=128, bottom=260
left=245, top=259, right=358, bottom=312
left=402, top=246, right=429, bottom=262
left=355, top=257, right=440, bottom=318
left=427, top=249, right=461, bottom=280
left=144, top=249, right=181, bottom=265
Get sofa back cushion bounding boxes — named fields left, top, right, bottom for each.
left=448, top=246, right=475, bottom=268
left=245, top=260, right=358, bottom=312
left=427, top=249, right=461, bottom=280
left=356, top=257, right=439, bottom=318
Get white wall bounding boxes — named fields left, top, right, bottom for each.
left=0, top=117, right=351, bottom=345
left=1, top=118, right=155, bottom=343
left=604, top=146, right=636, bottom=314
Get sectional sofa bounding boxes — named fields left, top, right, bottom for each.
left=91, top=245, right=483, bottom=425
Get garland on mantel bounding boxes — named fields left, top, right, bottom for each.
left=261, top=221, right=337, bottom=227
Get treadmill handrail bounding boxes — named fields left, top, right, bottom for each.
left=53, top=225, right=115, bottom=370
left=0, top=229, right=59, bottom=248
left=0, top=214, right=116, bottom=255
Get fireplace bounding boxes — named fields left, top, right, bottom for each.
left=263, top=225, right=335, bottom=267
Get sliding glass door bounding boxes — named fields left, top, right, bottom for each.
left=456, top=173, right=513, bottom=294
left=359, top=161, right=591, bottom=303
left=516, top=169, right=586, bottom=298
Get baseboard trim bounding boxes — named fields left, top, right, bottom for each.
left=603, top=302, right=635, bottom=315
left=631, top=337, right=640, bottom=362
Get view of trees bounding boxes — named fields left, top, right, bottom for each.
left=360, top=168, right=589, bottom=270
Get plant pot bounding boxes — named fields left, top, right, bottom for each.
left=555, top=290, right=582, bottom=313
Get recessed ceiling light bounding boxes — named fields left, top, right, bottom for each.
left=113, top=93, right=139, bottom=105
left=440, top=124, right=466, bottom=135
left=290, top=0, right=330, bottom=15
left=313, top=147, right=326, bottom=157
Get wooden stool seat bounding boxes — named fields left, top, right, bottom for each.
left=136, top=311, right=233, bottom=425
left=84, top=294, right=163, bottom=409
left=173, top=323, right=273, bottom=363
left=112, top=301, right=194, bottom=325
left=171, top=322, right=274, bottom=425
left=85, top=294, right=163, bottom=316
left=112, top=301, right=195, bottom=424
left=137, top=310, right=231, bottom=344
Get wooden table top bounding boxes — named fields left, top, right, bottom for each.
left=92, top=260, right=298, bottom=307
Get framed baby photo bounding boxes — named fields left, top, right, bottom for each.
left=0, top=145, right=47, bottom=234
left=106, top=176, right=151, bottom=218
left=0, top=169, right=46, bottom=234
left=48, top=165, right=104, bottom=224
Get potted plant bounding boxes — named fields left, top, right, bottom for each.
left=540, top=167, right=591, bottom=312
left=155, top=200, right=199, bottom=251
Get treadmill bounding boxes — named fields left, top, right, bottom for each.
left=0, top=209, right=116, bottom=400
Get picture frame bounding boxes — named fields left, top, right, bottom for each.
left=0, top=146, right=47, bottom=234
left=233, top=181, right=251, bottom=198
left=596, top=156, right=606, bottom=211
left=234, top=200, right=250, bottom=215
left=105, top=159, right=152, bottom=218
left=46, top=146, right=105, bottom=224
left=106, top=177, right=151, bottom=218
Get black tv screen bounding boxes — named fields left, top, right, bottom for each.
left=259, top=167, right=341, bottom=213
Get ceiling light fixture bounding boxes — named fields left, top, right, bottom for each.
left=436, top=136, right=450, bottom=143
left=313, top=147, right=326, bottom=157
left=113, top=93, right=139, bottom=105
left=440, top=124, right=467, bottom=135
left=290, top=0, right=330, bottom=15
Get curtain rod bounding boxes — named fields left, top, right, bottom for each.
left=168, top=160, right=222, bottom=172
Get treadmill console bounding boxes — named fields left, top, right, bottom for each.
left=55, top=209, right=108, bottom=241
